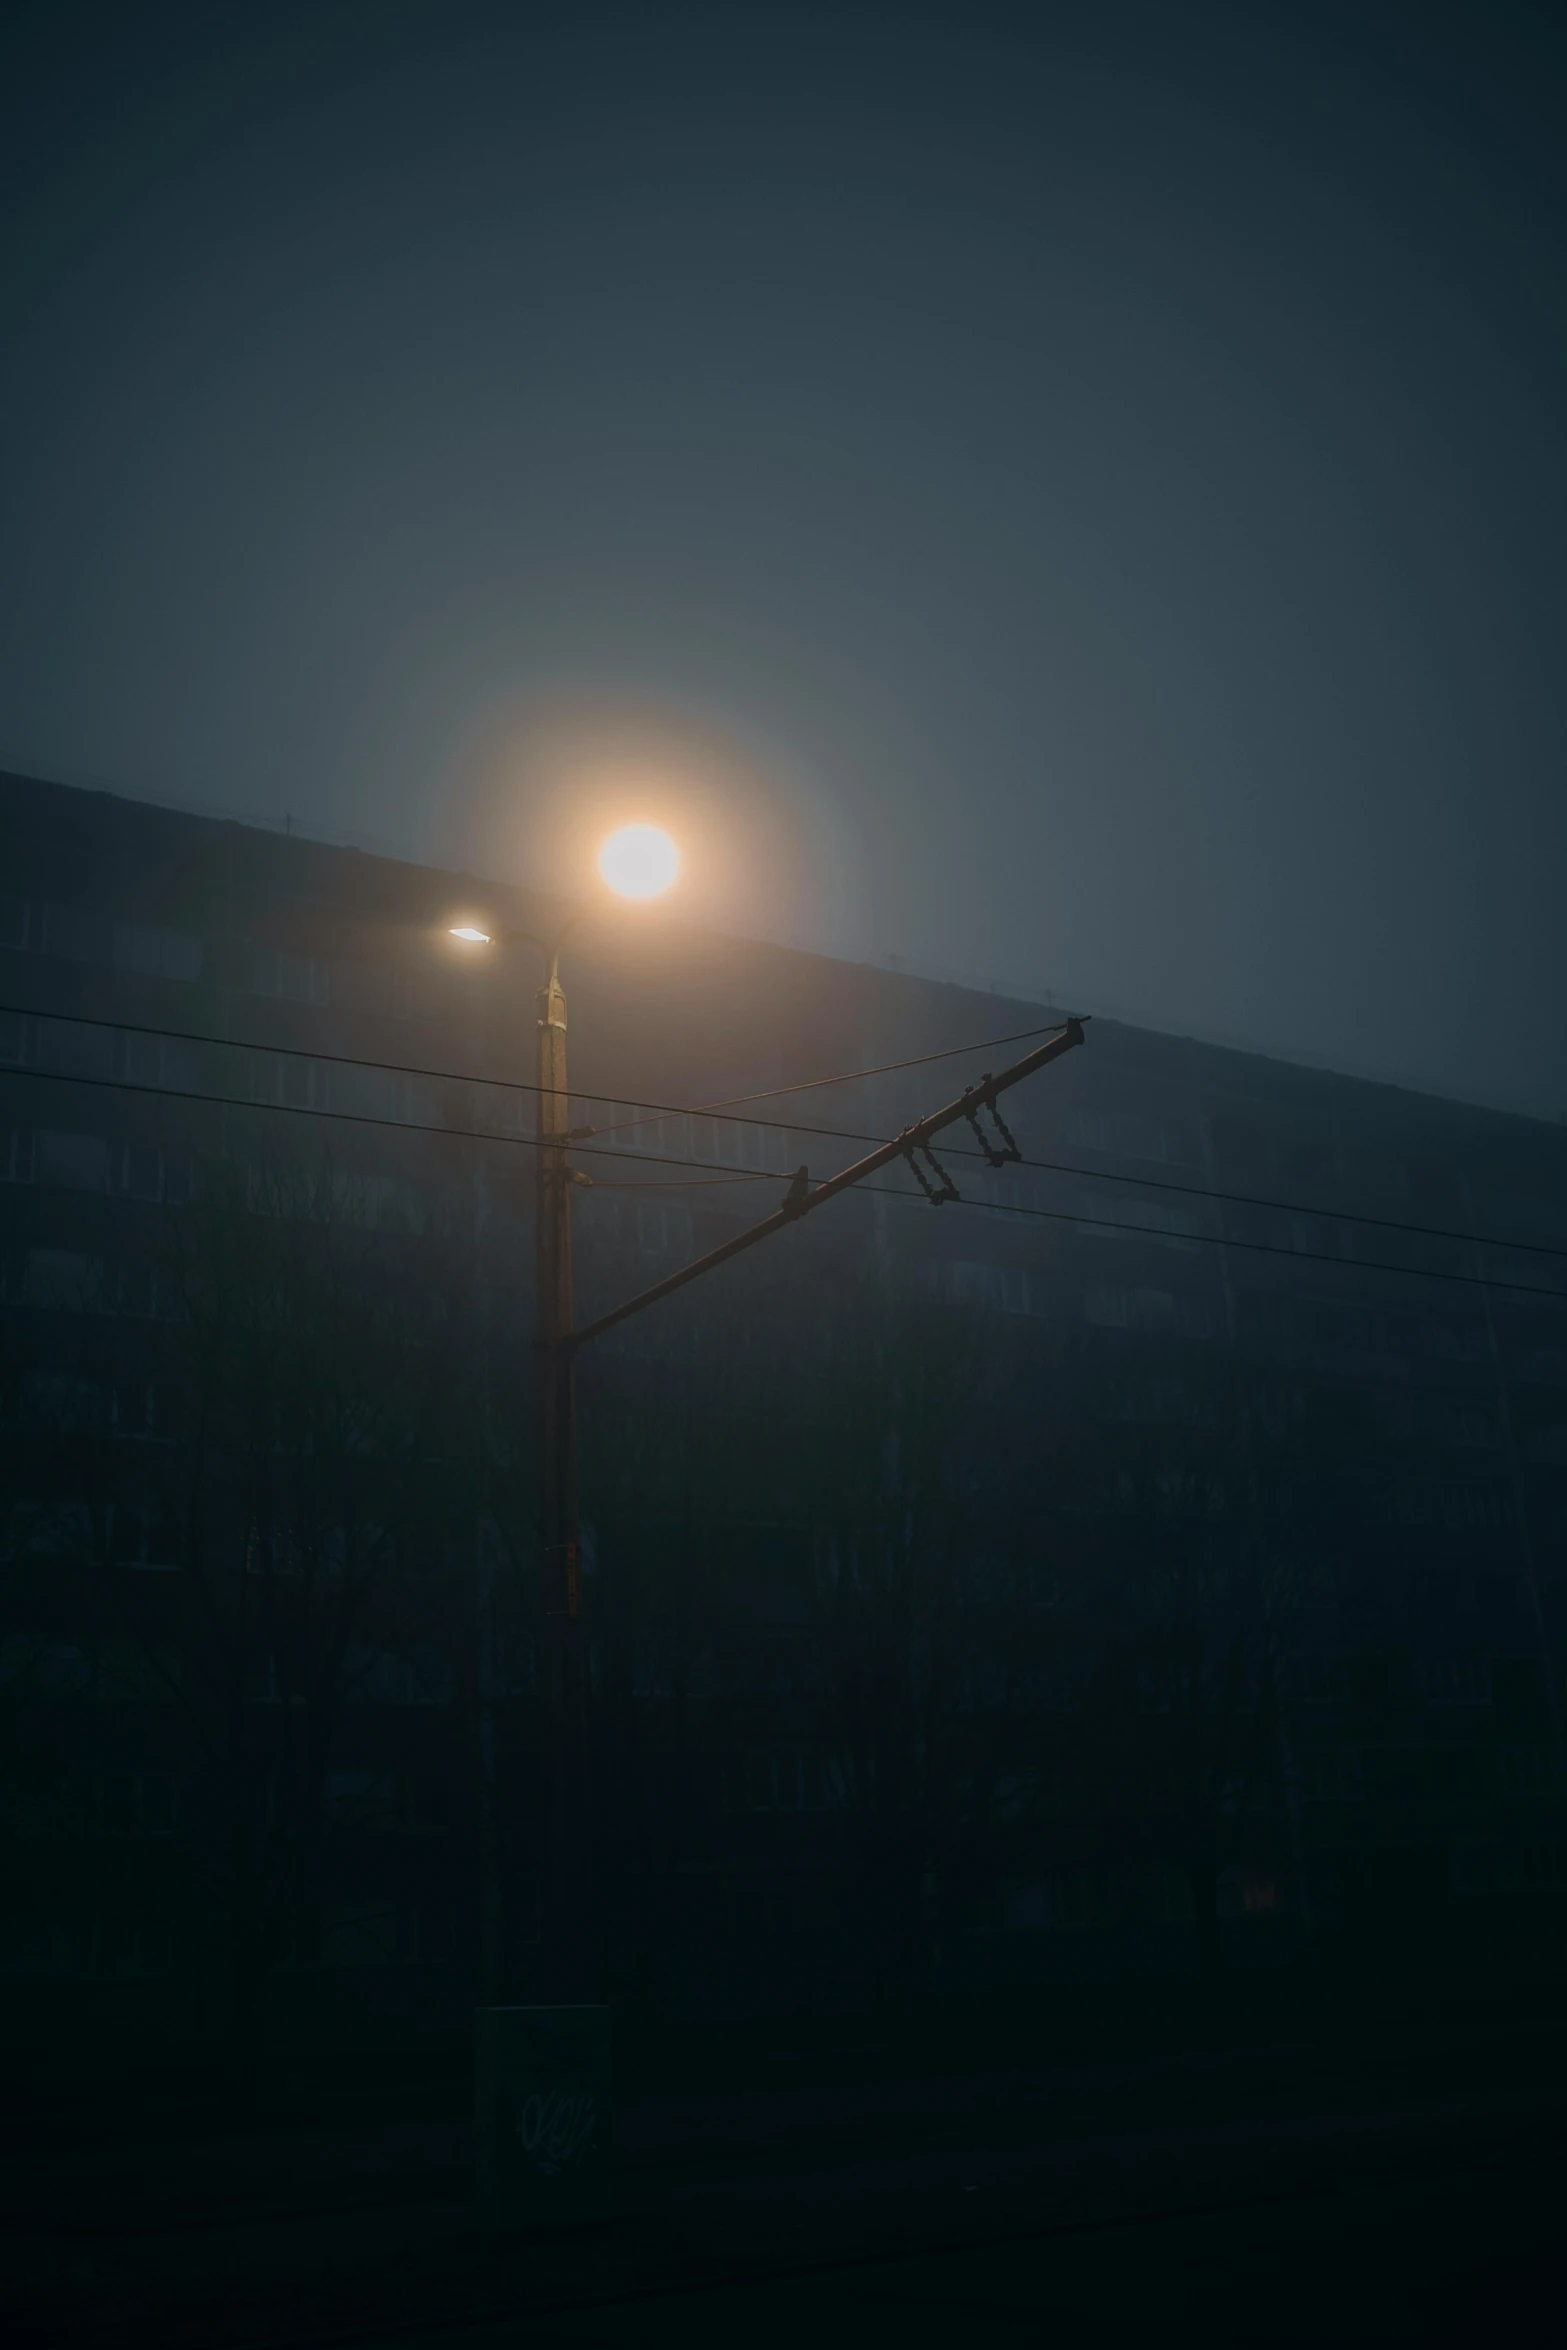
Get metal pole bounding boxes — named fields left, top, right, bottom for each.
left=476, top=919, right=606, bottom=2222
left=475, top=1513, right=502, bottom=2003
left=536, top=946, right=579, bottom=1619
left=535, top=946, right=590, bottom=1993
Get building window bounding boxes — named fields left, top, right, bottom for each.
left=1457, top=1843, right=1567, bottom=1897
left=1003, top=1873, right=1107, bottom=1931
left=123, top=1033, right=199, bottom=1092
left=1064, top=1106, right=1111, bottom=1153
left=727, top=1750, right=826, bottom=1812
left=119, top=1145, right=163, bottom=1201
left=325, top=1769, right=399, bottom=1831
left=1381, top=1391, right=1503, bottom=1452
left=36, top=1129, right=110, bottom=1192
left=112, top=921, right=203, bottom=983
left=605, top=1105, right=689, bottom=1160
left=249, top=947, right=331, bottom=1005
left=323, top=1903, right=401, bottom=1966
left=751, top=1752, right=801, bottom=1810
left=1498, top=1746, right=1558, bottom=1800
left=1085, top=1284, right=1177, bottom=1331
left=28, top=903, right=200, bottom=983
left=0, top=892, right=28, bottom=951
left=1385, top=1478, right=1515, bottom=1532
left=94, top=1642, right=180, bottom=1701
left=1066, top=1106, right=1195, bottom=1165
left=936, top=1259, right=1035, bottom=1315
left=1138, top=1865, right=1194, bottom=1924
left=18, top=1372, right=108, bottom=1432
left=37, top=1016, right=114, bottom=1080
left=0, top=1636, right=93, bottom=1698
left=502, top=1632, right=536, bottom=1694
left=109, top=1507, right=182, bottom=1571
left=23, top=1249, right=102, bottom=1312
left=244, top=1654, right=282, bottom=1705
left=1510, top=1846, right=1566, bottom=1891
left=632, top=1623, right=674, bottom=1700
left=112, top=1258, right=154, bottom=1317
left=1293, top=1655, right=1350, bottom=1706
left=41, top=902, right=108, bottom=962
left=93, top=1918, right=174, bottom=1980
left=689, top=1114, right=771, bottom=1170
left=344, top=1646, right=452, bottom=1705
left=329, top=1062, right=406, bottom=1122
left=1054, top=1875, right=1108, bottom=1927
left=1117, top=1374, right=1217, bottom=1427
left=1080, top=1195, right=1203, bottom=1247
left=405, top=1773, right=447, bottom=1834
left=251, top=1051, right=324, bottom=1109
left=1415, top=1656, right=1490, bottom=1706
left=97, top=1770, right=180, bottom=1835
left=1299, top=1747, right=1362, bottom=1802
left=114, top=1381, right=153, bottom=1437
left=1002, top=1881, right=1050, bottom=1930
left=635, top=1202, right=692, bottom=1258
left=0, top=1918, right=91, bottom=1976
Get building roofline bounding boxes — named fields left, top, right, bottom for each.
left=3, top=762, right=1561, bottom=1140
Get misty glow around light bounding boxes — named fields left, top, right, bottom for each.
left=450, top=924, right=492, bottom=944
left=597, top=822, right=679, bottom=900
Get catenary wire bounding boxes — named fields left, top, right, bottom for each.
left=6, top=1059, right=1566, bottom=1305
left=580, top=1017, right=1086, bottom=1142
left=586, top=1171, right=766, bottom=1188
left=3, top=998, right=1565, bottom=1266
left=2, top=995, right=1082, bottom=1156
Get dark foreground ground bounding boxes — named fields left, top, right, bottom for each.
left=376, top=2143, right=1562, bottom=2350
left=6, top=2002, right=1565, bottom=2348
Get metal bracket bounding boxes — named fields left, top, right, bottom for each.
left=963, top=1076, right=1022, bottom=1168
left=902, top=1139, right=960, bottom=1205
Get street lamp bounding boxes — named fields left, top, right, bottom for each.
left=450, top=827, right=680, bottom=1609
left=596, top=821, right=680, bottom=900
left=449, top=827, right=678, bottom=2001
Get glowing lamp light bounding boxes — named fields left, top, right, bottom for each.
left=597, top=822, right=679, bottom=901
left=450, top=925, right=493, bottom=944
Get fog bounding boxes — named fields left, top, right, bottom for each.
left=3, top=2, right=1564, bottom=1118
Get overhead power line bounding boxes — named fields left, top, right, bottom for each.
left=1, top=996, right=1079, bottom=1148
left=4, top=998, right=1565, bottom=1267
left=5, top=1057, right=1566, bottom=1305
left=581, top=1017, right=1087, bottom=1142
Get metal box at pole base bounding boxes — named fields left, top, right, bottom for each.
left=475, top=2005, right=612, bottom=2228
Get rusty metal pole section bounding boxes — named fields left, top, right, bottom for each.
left=536, top=946, right=580, bottom=1626
left=536, top=942, right=596, bottom=1996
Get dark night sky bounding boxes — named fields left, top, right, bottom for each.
left=3, top=3, right=1565, bottom=1118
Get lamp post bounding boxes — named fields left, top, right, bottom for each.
left=450, top=823, right=680, bottom=2002
left=535, top=915, right=586, bottom=1996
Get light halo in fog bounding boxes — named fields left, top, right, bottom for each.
left=597, top=822, right=680, bottom=900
